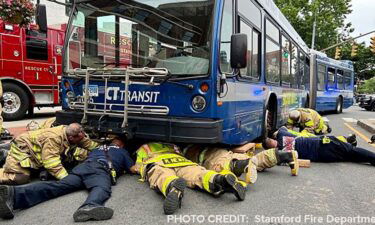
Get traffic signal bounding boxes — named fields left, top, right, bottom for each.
left=334, top=47, right=341, bottom=60
left=370, top=36, right=375, bottom=54
left=351, top=44, right=358, bottom=57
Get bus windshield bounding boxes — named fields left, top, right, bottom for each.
left=65, top=0, right=214, bottom=76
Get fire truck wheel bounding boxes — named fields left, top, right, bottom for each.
left=2, top=83, right=30, bottom=121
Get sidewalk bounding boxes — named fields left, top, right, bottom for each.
left=357, top=119, right=375, bottom=134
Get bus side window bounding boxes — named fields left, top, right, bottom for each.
left=281, top=35, right=291, bottom=87
left=327, top=67, right=335, bottom=89
left=304, top=55, right=310, bottom=88
left=239, top=20, right=260, bottom=80
left=298, top=49, right=304, bottom=89
left=265, top=19, right=280, bottom=85
left=219, top=0, right=233, bottom=74
left=337, top=70, right=344, bottom=89
left=317, top=64, right=326, bottom=91
left=344, top=71, right=352, bottom=89
left=290, top=43, right=298, bottom=88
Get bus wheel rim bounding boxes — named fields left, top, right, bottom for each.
left=3, top=92, right=21, bottom=114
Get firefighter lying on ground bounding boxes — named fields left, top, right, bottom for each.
left=133, top=142, right=247, bottom=215
left=263, top=127, right=375, bottom=166
left=0, top=80, right=13, bottom=141
left=287, top=108, right=331, bottom=135
left=0, top=137, right=135, bottom=222
left=183, top=144, right=299, bottom=184
left=0, top=123, right=98, bottom=185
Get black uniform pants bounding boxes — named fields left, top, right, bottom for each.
left=13, top=160, right=112, bottom=210
left=317, top=138, right=375, bottom=165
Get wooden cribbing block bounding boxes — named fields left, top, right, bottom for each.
left=298, top=159, right=311, bottom=168
left=231, top=143, right=255, bottom=154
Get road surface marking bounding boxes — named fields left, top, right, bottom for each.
left=344, top=123, right=375, bottom=148
left=342, top=118, right=358, bottom=123
left=322, top=117, right=329, bottom=122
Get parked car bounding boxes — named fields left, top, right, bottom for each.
left=358, top=94, right=375, bottom=111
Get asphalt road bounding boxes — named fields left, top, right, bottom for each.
left=1, top=106, right=375, bottom=225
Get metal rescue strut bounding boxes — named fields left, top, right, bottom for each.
left=69, top=67, right=169, bottom=131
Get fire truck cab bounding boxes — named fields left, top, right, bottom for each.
left=0, top=18, right=64, bottom=120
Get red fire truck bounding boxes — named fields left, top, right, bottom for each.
left=0, top=19, right=65, bottom=120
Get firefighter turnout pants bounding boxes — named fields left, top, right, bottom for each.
left=11, top=160, right=112, bottom=210
left=202, top=148, right=279, bottom=172
left=147, top=164, right=222, bottom=196
left=0, top=154, right=30, bottom=185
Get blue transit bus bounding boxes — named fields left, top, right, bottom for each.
left=57, top=0, right=312, bottom=145
left=311, top=51, right=354, bottom=113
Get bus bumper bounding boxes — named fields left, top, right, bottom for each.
left=56, top=110, right=223, bottom=143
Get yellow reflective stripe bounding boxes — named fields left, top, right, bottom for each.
left=145, top=154, right=196, bottom=168
left=9, top=144, right=28, bottom=161
left=198, top=148, right=208, bottom=165
left=203, top=170, right=218, bottom=193
left=144, top=153, right=187, bottom=165
left=161, top=176, right=179, bottom=196
left=88, top=141, right=99, bottom=150
left=305, top=120, right=314, bottom=127
left=20, top=158, right=31, bottom=168
left=32, top=145, right=41, bottom=153
left=322, top=137, right=331, bottom=144
left=43, top=157, right=62, bottom=169
left=35, top=152, right=42, bottom=162
left=136, top=149, right=147, bottom=164
left=55, top=169, right=68, bottom=180
left=337, top=136, right=347, bottom=143
left=287, top=119, right=294, bottom=124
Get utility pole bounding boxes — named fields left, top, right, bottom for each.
left=311, top=0, right=318, bottom=50
left=311, top=13, right=317, bottom=49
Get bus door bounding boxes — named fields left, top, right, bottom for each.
left=23, top=28, right=54, bottom=104
left=326, top=67, right=336, bottom=91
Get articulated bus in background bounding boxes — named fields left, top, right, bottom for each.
left=310, top=51, right=354, bottom=114
left=57, top=0, right=312, bottom=145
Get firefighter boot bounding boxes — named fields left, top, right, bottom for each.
left=73, top=205, right=114, bottom=222
left=0, top=185, right=14, bottom=219
left=346, top=134, right=357, bottom=147
left=163, top=178, right=187, bottom=215
left=210, top=172, right=246, bottom=201
left=276, top=150, right=299, bottom=176
left=230, top=157, right=258, bottom=184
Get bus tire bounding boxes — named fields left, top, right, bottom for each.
left=335, top=97, right=343, bottom=114
left=2, top=83, right=30, bottom=121
left=263, top=100, right=277, bottom=138
left=304, top=95, right=310, bottom=108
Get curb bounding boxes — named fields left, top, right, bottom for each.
left=357, top=120, right=375, bottom=134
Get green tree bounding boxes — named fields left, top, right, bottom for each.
left=357, top=77, right=375, bottom=94
left=274, top=0, right=353, bottom=51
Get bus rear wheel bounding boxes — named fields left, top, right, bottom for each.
left=2, top=83, right=30, bottom=121
left=335, top=97, right=343, bottom=114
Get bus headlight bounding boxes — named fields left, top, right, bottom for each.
left=192, top=95, right=206, bottom=112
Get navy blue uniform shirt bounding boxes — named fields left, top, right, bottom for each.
left=276, top=127, right=320, bottom=161
left=87, top=144, right=135, bottom=174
